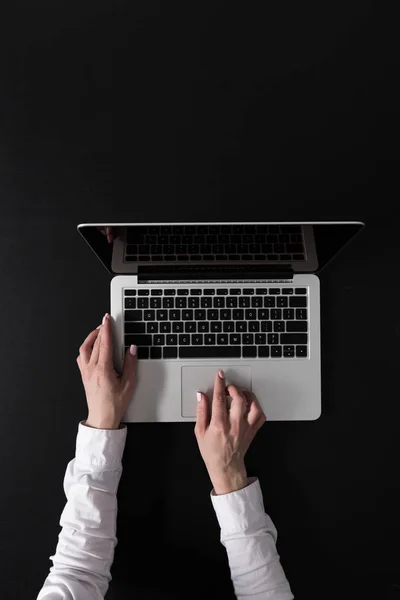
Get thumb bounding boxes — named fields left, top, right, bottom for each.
left=121, top=344, right=137, bottom=389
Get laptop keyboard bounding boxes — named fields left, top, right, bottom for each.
left=124, top=287, right=309, bottom=360
left=124, top=224, right=306, bottom=263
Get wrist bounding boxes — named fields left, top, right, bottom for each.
left=85, top=414, right=120, bottom=430
left=211, top=466, right=248, bottom=496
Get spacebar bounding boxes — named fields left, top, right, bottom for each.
left=179, top=346, right=241, bottom=359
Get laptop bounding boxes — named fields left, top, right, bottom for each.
left=77, top=222, right=364, bottom=422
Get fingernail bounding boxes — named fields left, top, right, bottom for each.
left=197, top=391, right=202, bottom=402
left=96, top=325, right=101, bottom=329
left=218, top=369, right=225, bottom=379
left=102, top=313, right=109, bottom=325
left=129, top=344, right=137, bottom=356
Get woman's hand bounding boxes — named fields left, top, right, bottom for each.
left=195, top=370, right=266, bottom=495
left=76, top=313, right=137, bottom=430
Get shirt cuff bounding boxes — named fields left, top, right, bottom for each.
left=211, top=477, right=276, bottom=539
left=75, top=421, right=128, bottom=469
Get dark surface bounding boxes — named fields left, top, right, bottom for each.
left=0, top=3, right=399, bottom=600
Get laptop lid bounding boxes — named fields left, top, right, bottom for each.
left=77, top=222, right=364, bottom=277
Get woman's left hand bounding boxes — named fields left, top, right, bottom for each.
left=76, top=313, right=137, bottom=430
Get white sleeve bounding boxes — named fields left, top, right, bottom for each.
left=211, top=477, right=294, bottom=600
left=36, top=422, right=127, bottom=600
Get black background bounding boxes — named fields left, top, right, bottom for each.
left=0, top=2, right=399, bottom=599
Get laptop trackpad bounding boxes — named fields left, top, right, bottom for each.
left=181, top=365, right=252, bottom=418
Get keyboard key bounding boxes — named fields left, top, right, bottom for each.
left=182, top=310, right=194, bottom=320
left=283, top=309, right=295, bottom=320
left=201, top=297, right=212, bottom=308
left=256, top=288, right=268, bottom=295
left=251, top=297, right=263, bottom=307
left=125, top=334, right=152, bottom=346
left=153, top=335, right=165, bottom=346
left=233, top=309, right=244, bottom=320
left=163, top=347, right=178, bottom=359
left=170, top=310, right=181, bottom=320
left=296, top=309, right=308, bottom=320
left=163, top=297, right=174, bottom=308
left=198, top=322, right=209, bottom=333
left=243, top=334, right=254, bottom=345
left=230, top=334, right=241, bottom=345
left=214, top=297, right=225, bottom=308
left=125, top=298, right=136, bottom=308
left=185, top=322, right=196, bottom=333
left=164, top=289, right=176, bottom=295
left=271, top=346, right=282, bottom=357
left=268, top=334, right=279, bottom=344
left=190, top=289, right=202, bottom=295
left=195, top=309, right=206, bottom=320
left=261, top=321, right=272, bottom=332
left=280, top=333, right=308, bottom=344
left=150, top=347, right=162, bottom=359
left=138, top=289, right=150, bottom=296
left=160, top=322, right=171, bottom=333
left=177, top=289, right=189, bottom=295
left=137, top=347, right=149, bottom=359
left=236, top=322, right=247, bottom=332
left=125, top=289, right=137, bottom=296
left=125, top=310, right=142, bottom=321
left=192, top=334, right=204, bottom=345
left=179, top=346, right=241, bottom=359
left=125, top=323, right=146, bottom=334
left=217, top=334, right=228, bottom=344
left=282, top=288, right=294, bottom=295
left=255, top=333, right=266, bottom=345
left=245, top=309, right=257, bottom=320
left=207, top=309, right=219, bottom=320
left=277, top=297, right=288, bottom=308
left=151, top=289, right=162, bottom=296
left=239, top=297, right=250, bottom=307
left=223, top=321, right=235, bottom=332
left=243, top=347, right=257, bottom=358
left=249, top=321, right=260, bottom=332
left=258, top=309, right=269, bottom=320
left=144, top=310, right=155, bottom=321
left=258, top=346, right=270, bottom=357
left=243, top=289, right=254, bottom=295
left=179, top=334, right=191, bottom=345
left=156, top=310, right=168, bottom=320
left=166, top=335, right=178, bottom=345
left=138, top=298, right=149, bottom=308
left=296, top=345, right=308, bottom=357
left=229, top=288, right=241, bottom=295
left=217, top=289, right=228, bottom=295
left=269, top=288, right=280, bottom=295
left=226, top=297, right=238, bottom=308
left=271, top=309, right=282, bottom=320
left=172, top=322, right=184, bottom=333
left=295, top=288, right=307, bottom=295
left=146, top=323, right=158, bottom=334
left=189, top=297, right=200, bottom=308
left=283, top=345, right=295, bottom=357
left=204, top=289, right=215, bottom=295
left=150, top=298, right=162, bottom=308
left=273, top=321, right=285, bottom=332
left=264, top=297, right=276, bottom=307
left=220, top=309, right=232, bottom=320
left=286, top=321, right=308, bottom=332
left=211, top=322, right=222, bottom=332
left=289, top=297, right=307, bottom=307
left=176, top=298, right=187, bottom=308
left=205, top=334, right=216, bottom=345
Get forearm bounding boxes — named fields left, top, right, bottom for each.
left=37, top=422, right=127, bottom=600
left=211, top=478, right=294, bottom=600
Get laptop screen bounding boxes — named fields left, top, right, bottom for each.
left=77, top=222, right=364, bottom=276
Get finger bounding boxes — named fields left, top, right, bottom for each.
left=98, top=313, right=113, bottom=368
left=227, top=384, right=247, bottom=422
left=211, top=370, right=228, bottom=425
left=121, top=344, right=137, bottom=391
left=90, top=325, right=102, bottom=365
left=106, top=226, right=113, bottom=244
left=243, top=391, right=266, bottom=427
left=195, top=391, right=210, bottom=435
left=79, top=328, right=101, bottom=366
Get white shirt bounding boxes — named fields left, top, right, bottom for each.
left=37, top=423, right=293, bottom=600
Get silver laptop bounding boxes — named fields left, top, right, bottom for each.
left=77, top=222, right=364, bottom=422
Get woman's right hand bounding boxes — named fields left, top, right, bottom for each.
left=194, top=370, right=266, bottom=495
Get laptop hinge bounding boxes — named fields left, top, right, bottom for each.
left=138, top=264, right=294, bottom=282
